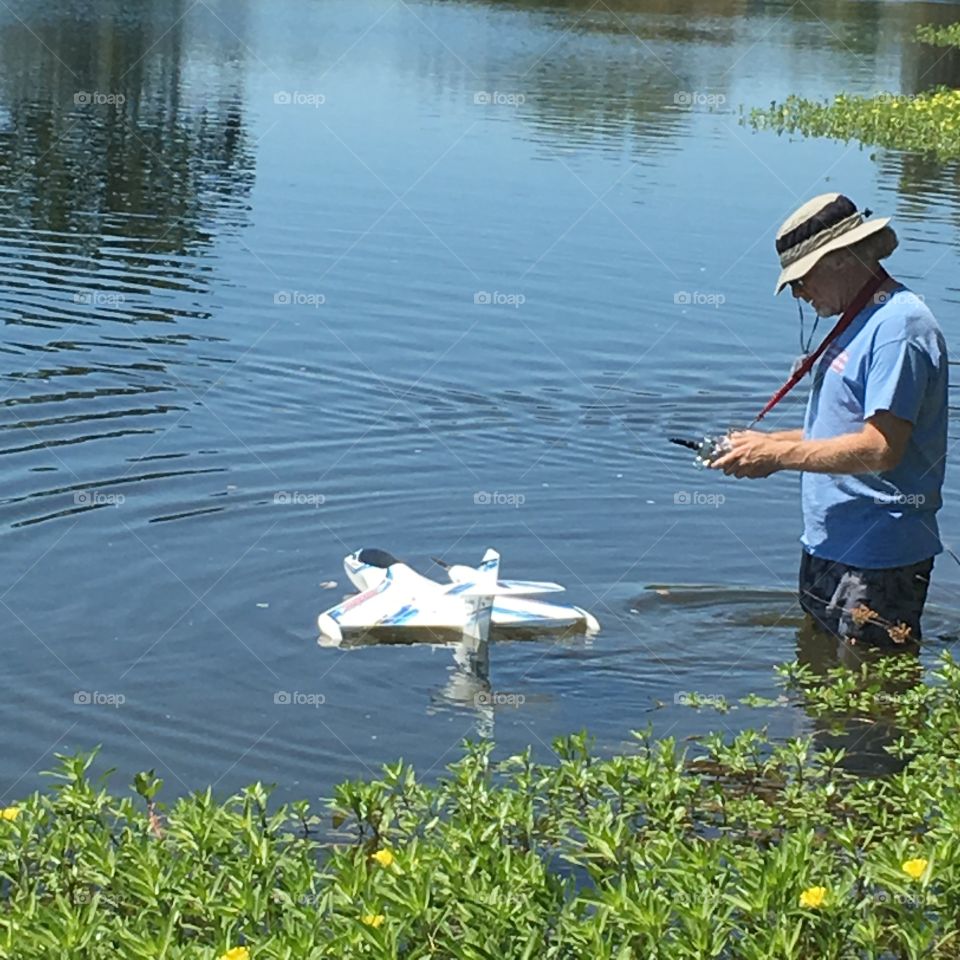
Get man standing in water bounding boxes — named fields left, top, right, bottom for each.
left=711, top=193, right=948, bottom=647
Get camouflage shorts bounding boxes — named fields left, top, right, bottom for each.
left=798, top=550, right=934, bottom=646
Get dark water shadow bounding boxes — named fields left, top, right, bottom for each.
left=795, top=615, right=925, bottom=778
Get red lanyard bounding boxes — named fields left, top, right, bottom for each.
left=751, top=269, right=890, bottom=426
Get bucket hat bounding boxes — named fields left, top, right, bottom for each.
left=775, top=193, right=890, bottom=295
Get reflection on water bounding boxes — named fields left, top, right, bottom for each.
left=0, top=0, right=253, bottom=528
left=325, top=626, right=498, bottom=739
left=794, top=617, right=924, bottom=776
left=0, top=0, right=958, bottom=800
left=320, top=617, right=605, bottom=742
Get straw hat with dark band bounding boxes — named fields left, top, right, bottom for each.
left=774, top=193, right=890, bottom=295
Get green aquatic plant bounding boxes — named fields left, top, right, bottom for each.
left=915, top=22, right=960, bottom=49
left=747, top=24, right=960, bottom=160
left=2, top=653, right=960, bottom=957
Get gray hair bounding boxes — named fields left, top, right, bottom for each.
left=821, top=226, right=899, bottom=272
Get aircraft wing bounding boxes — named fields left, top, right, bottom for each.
left=320, top=547, right=597, bottom=645
left=317, top=574, right=399, bottom=644
left=318, top=557, right=498, bottom=645
left=443, top=561, right=565, bottom=596
left=495, top=579, right=565, bottom=595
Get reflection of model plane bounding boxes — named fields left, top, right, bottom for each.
left=316, top=547, right=600, bottom=646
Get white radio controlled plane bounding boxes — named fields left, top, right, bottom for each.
left=316, top=547, right=600, bottom=646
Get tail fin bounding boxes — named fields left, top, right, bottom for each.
left=458, top=548, right=499, bottom=641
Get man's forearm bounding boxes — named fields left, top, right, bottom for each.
left=776, top=431, right=891, bottom=474
left=712, top=417, right=908, bottom=479
left=768, top=428, right=803, bottom=442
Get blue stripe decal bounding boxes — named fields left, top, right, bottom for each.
left=494, top=606, right=561, bottom=622
left=329, top=575, right=392, bottom=621
left=381, top=604, right=419, bottom=625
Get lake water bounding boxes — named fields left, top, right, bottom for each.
left=2, top=0, right=960, bottom=802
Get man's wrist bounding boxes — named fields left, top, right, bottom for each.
left=774, top=437, right=809, bottom=471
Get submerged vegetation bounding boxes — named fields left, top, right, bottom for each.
left=2, top=653, right=960, bottom=958
left=915, top=23, right=960, bottom=49
left=749, top=24, right=960, bottom=160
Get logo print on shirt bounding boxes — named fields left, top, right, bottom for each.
left=830, top=349, right=849, bottom=374
left=823, top=342, right=842, bottom=364
left=822, top=342, right=849, bottom=374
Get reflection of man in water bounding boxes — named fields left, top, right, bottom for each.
left=795, top=616, right=920, bottom=776
left=712, top=194, right=948, bottom=648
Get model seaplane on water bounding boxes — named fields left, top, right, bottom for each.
left=316, top=547, right=600, bottom=647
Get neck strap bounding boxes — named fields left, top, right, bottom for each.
left=751, top=269, right=890, bottom=426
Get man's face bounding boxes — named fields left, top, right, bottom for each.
left=790, top=257, right=845, bottom=317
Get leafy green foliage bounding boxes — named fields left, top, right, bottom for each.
left=915, top=22, right=960, bottom=49
left=747, top=21, right=960, bottom=160
left=3, top=654, right=960, bottom=957
left=748, top=89, right=960, bottom=161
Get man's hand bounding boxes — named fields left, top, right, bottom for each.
left=710, top=431, right=785, bottom=478
left=709, top=413, right=913, bottom=478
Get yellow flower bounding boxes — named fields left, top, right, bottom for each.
left=799, top=885, right=827, bottom=909
left=361, top=913, right=385, bottom=928
left=371, top=849, right=395, bottom=868
left=218, top=948, right=249, bottom=960
left=0, top=807, right=21, bottom=822
left=902, top=858, right=928, bottom=880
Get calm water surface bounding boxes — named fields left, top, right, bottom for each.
left=2, top=0, right=960, bottom=800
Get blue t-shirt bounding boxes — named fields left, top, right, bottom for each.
left=801, top=285, right=948, bottom=569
